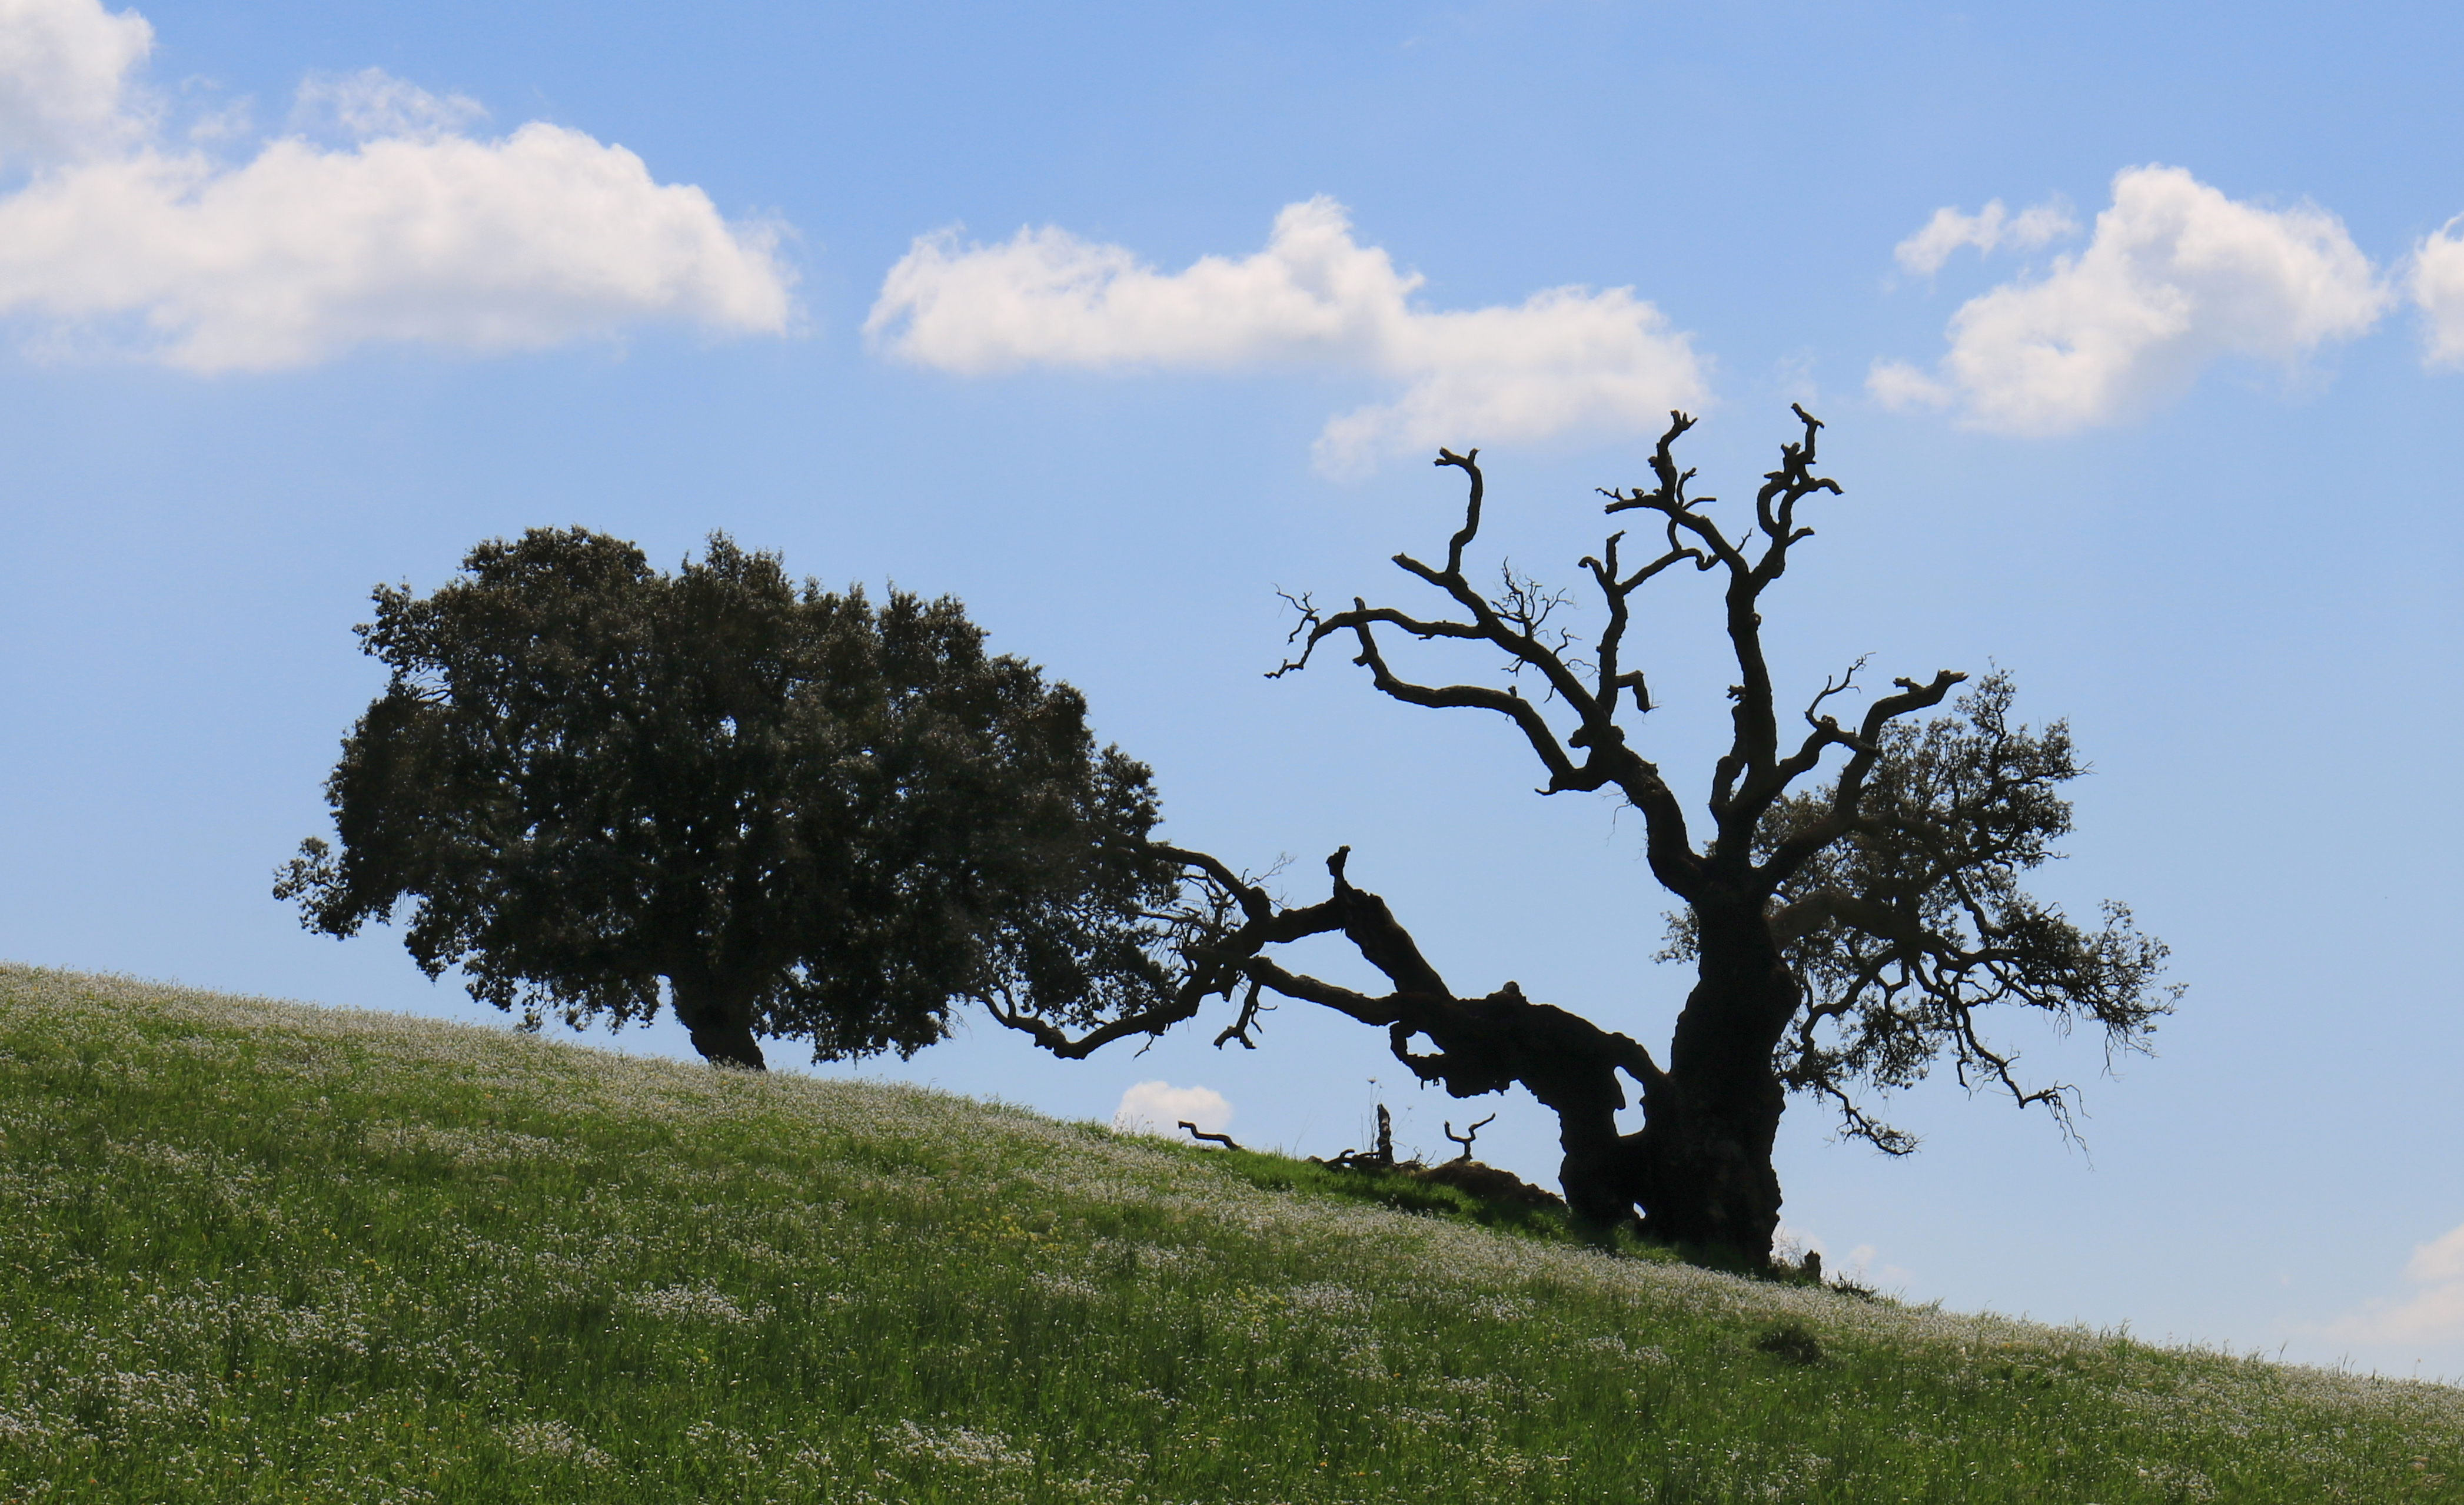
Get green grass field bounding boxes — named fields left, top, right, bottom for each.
left=2, top=963, right=2458, bottom=1503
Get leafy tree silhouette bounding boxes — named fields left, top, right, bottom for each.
left=280, top=527, right=1178, bottom=1070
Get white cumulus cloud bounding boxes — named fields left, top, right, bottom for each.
left=2330, top=1220, right=2464, bottom=1345
left=0, top=0, right=793, bottom=371
left=2410, top=216, right=2464, bottom=368
left=864, top=197, right=1706, bottom=476
left=1112, top=1080, right=1232, bottom=1139
left=0, top=0, right=152, bottom=168
left=1893, top=197, right=2076, bottom=276
left=1870, top=165, right=2388, bottom=436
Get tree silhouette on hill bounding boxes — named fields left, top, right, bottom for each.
left=992, top=410, right=2177, bottom=1262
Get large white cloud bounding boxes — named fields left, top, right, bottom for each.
left=1870, top=166, right=2387, bottom=435
left=1112, top=1080, right=1232, bottom=1139
left=865, top=197, right=1706, bottom=475
left=2411, top=217, right=2464, bottom=368
left=2331, top=1220, right=2464, bottom=1345
left=0, top=0, right=792, bottom=371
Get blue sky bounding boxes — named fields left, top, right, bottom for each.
left=4, top=0, right=2462, bottom=1377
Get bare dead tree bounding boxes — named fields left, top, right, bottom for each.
left=990, top=410, right=2175, bottom=1263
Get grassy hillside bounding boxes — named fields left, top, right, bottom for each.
left=2, top=965, right=2457, bottom=1504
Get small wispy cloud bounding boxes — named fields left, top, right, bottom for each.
left=1112, top=1080, right=1231, bottom=1139
left=1893, top=197, right=2077, bottom=276
left=2409, top=216, right=2464, bottom=368
left=1870, top=165, right=2387, bottom=435
left=0, top=0, right=794, bottom=371
left=2330, top=1220, right=2464, bottom=1345
left=287, top=67, right=487, bottom=142
left=864, top=197, right=1707, bottom=476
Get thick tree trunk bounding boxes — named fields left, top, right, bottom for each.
left=1627, top=903, right=1797, bottom=1261
left=1630, top=1088, right=1783, bottom=1258
left=666, top=968, right=769, bottom=1069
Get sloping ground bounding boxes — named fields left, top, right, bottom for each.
left=1, top=964, right=2456, bottom=1504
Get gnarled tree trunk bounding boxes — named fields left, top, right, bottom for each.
left=1383, top=900, right=1795, bottom=1260
left=1625, top=902, right=1795, bottom=1254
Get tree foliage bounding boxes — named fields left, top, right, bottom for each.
left=1667, top=673, right=2177, bottom=1155
left=278, top=527, right=1177, bottom=1069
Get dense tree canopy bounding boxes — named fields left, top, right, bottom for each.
left=992, top=410, right=2179, bottom=1263
left=278, top=527, right=1178, bottom=1069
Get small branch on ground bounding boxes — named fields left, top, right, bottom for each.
left=1178, top=1121, right=1244, bottom=1151
left=1314, top=1102, right=1415, bottom=1170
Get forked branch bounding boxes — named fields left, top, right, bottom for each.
left=1443, top=1112, right=1496, bottom=1163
